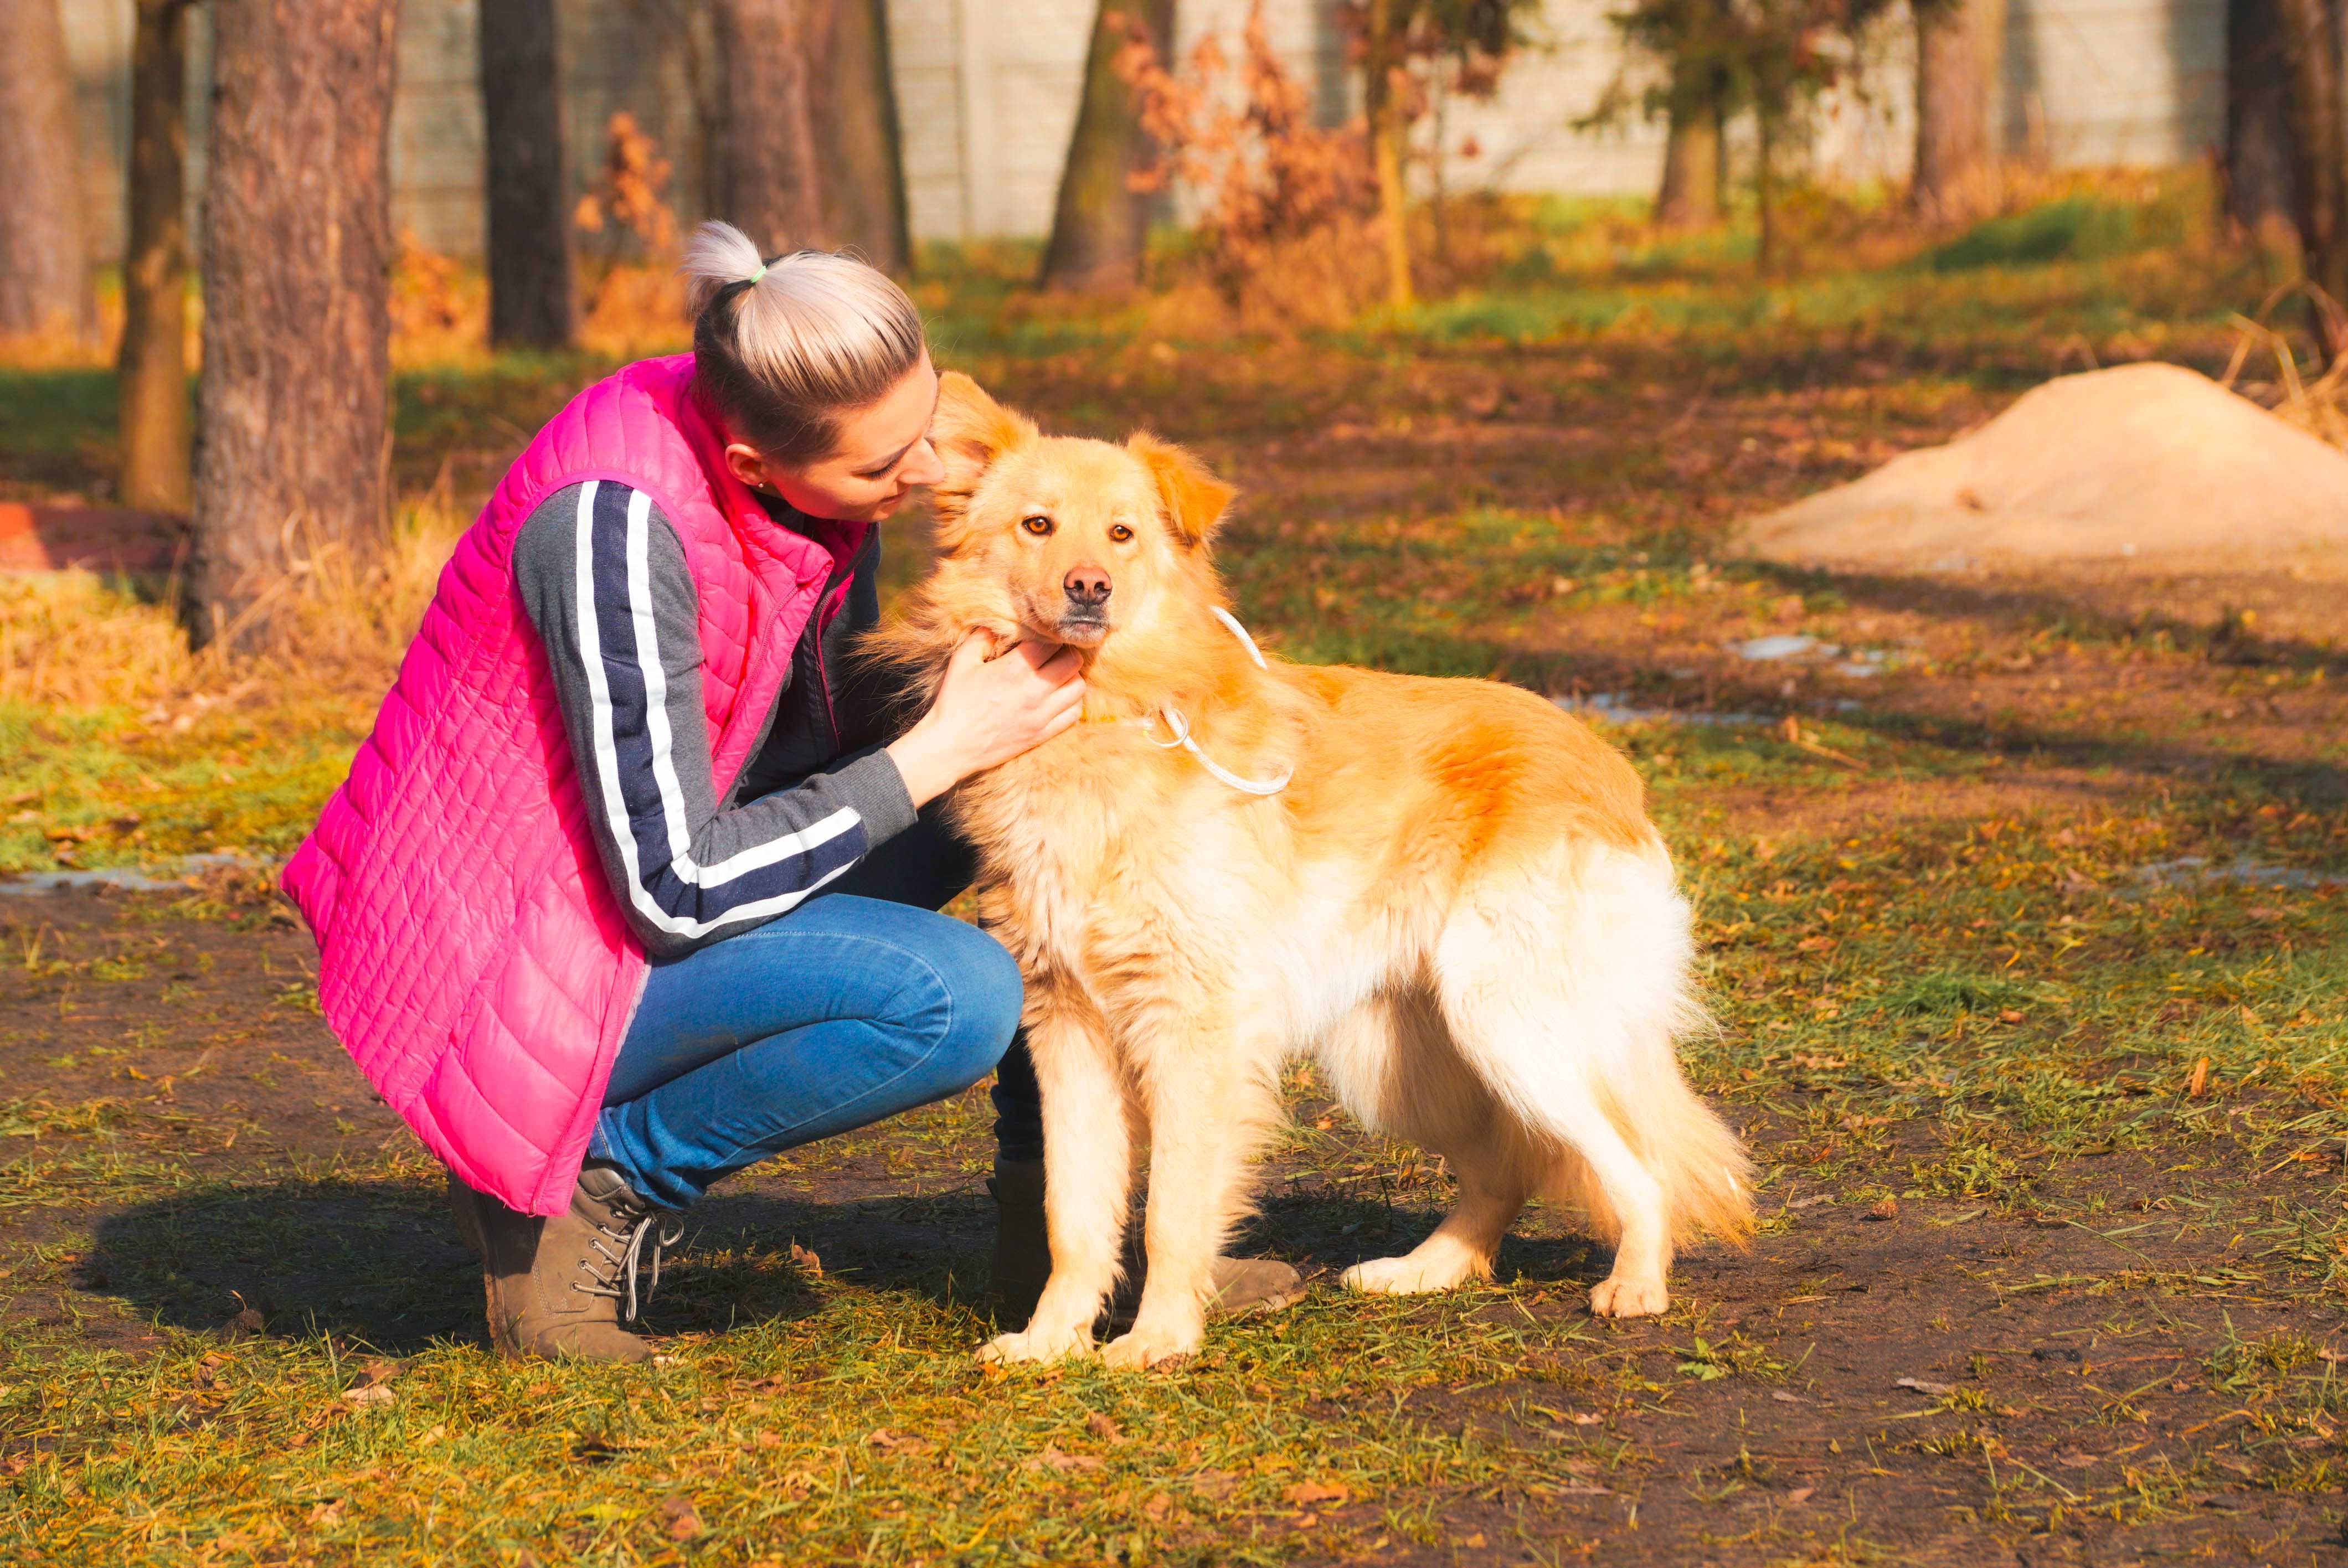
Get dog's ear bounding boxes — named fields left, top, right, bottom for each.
left=930, top=371, right=1038, bottom=499
left=1128, top=432, right=1236, bottom=550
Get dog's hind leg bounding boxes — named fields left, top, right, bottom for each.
left=979, top=1002, right=1134, bottom=1365
left=1329, top=991, right=1537, bottom=1295
left=1428, top=871, right=1686, bottom=1319
left=1342, top=1132, right=1535, bottom=1295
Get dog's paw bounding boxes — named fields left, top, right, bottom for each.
left=1588, top=1273, right=1671, bottom=1318
left=977, top=1323, right=1094, bottom=1365
left=1100, top=1321, right=1199, bottom=1370
left=1341, top=1254, right=1468, bottom=1296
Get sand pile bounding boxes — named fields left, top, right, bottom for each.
left=1738, top=362, right=2348, bottom=577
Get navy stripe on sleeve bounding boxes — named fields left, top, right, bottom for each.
left=570, top=480, right=867, bottom=937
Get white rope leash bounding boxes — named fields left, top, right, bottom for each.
left=1210, top=605, right=1268, bottom=669
left=1136, top=607, right=1293, bottom=797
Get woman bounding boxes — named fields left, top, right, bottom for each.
left=284, top=223, right=1299, bottom=1362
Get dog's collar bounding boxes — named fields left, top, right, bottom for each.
left=1130, top=607, right=1293, bottom=797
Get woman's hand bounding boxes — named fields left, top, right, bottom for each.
left=887, top=633, right=1087, bottom=807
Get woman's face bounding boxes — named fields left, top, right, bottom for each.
left=724, top=354, right=946, bottom=524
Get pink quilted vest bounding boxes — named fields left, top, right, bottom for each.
left=281, top=355, right=864, bottom=1216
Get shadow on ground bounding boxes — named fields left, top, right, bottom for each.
left=78, top=1178, right=1616, bottom=1355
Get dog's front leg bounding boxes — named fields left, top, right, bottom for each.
left=1103, top=1043, right=1263, bottom=1370
left=978, top=1004, right=1130, bottom=1365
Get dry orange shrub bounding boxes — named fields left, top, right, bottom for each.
left=389, top=228, right=486, bottom=360
left=0, top=290, right=129, bottom=370
left=1115, top=2, right=1384, bottom=330
left=1, top=499, right=468, bottom=713
left=575, top=111, right=689, bottom=354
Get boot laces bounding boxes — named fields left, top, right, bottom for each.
left=575, top=1195, right=685, bottom=1323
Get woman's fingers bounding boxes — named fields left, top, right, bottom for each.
left=1033, top=643, right=1085, bottom=686
left=1008, top=637, right=1084, bottom=687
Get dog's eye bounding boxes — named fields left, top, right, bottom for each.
left=1021, top=515, right=1053, bottom=537
left=1108, top=523, right=1134, bottom=543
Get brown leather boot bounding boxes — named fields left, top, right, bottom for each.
left=987, top=1156, right=1306, bottom=1328
left=456, top=1162, right=681, bottom=1364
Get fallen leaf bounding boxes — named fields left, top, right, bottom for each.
left=2056, top=1450, right=2098, bottom=1468
left=1142, top=1491, right=1173, bottom=1521
left=1190, top=1469, right=1238, bottom=1499
left=1786, top=1487, right=1815, bottom=1505
left=1086, top=1411, right=1124, bottom=1443
left=657, top=1495, right=703, bottom=1541
left=2186, top=1056, right=2210, bottom=1099
left=354, top=1359, right=403, bottom=1388
left=1465, top=1533, right=1488, bottom=1549
left=1282, top=1481, right=1350, bottom=1506
left=1770, top=1391, right=1805, bottom=1404
left=1866, top=1199, right=1899, bottom=1222
left=1896, top=1376, right=1954, bottom=1396
left=339, top=1384, right=395, bottom=1407
left=1025, top=1445, right=1103, bottom=1473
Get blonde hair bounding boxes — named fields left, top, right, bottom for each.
left=680, top=220, right=926, bottom=466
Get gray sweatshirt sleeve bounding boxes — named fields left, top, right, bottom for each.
left=511, top=479, right=919, bottom=960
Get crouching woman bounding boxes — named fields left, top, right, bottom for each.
left=279, top=225, right=1099, bottom=1361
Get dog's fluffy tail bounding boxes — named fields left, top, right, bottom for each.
left=1618, top=1009, right=1756, bottom=1248
left=1448, top=838, right=1755, bottom=1249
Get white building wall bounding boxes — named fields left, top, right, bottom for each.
left=60, top=0, right=2229, bottom=262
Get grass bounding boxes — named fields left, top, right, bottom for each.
left=5, top=175, right=2347, bottom=1564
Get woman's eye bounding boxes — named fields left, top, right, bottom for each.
left=1109, top=524, right=1134, bottom=543
left=1021, top=515, right=1053, bottom=536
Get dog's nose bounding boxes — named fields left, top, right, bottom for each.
left=1063, top=564, right=1112, bottom=607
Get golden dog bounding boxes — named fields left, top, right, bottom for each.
left=876, top=374, right=1753, bottom=1369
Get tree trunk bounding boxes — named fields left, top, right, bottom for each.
left=481, top=0, right=576, bottom=348
left=1655, top=74, right=1723, bottom=228
left=717, top=0, right=828, bottom=253
left=809, top=0, right=911, bottom=272
left=717, top=0, right=909, bottom=270
left=189, top=0, right=400, bottom=650
left=2277, top=0, right=2348, bottom=355
left=0, top=0, right=96, bottom=340
left=119, top=0, right=195, bottom=510
left=1041, top=0, right=1176, bottom=291
left=2226, top=0, right=2298, bottom=238
left=1364, top=0, right=1414, bottom=310
left=1913, top=0, right=2009, bottom=223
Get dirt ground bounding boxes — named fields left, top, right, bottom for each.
left=4, top=874, right=2345, bottom=1565
left=6, top=293, right=2347, bottom=1561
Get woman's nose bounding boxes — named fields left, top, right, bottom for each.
left=900, top=438, right=945, bottom=489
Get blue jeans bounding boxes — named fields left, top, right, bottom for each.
left=589, top=809, right=1043, bottom=1210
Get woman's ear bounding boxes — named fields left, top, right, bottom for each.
left=1128, top=432, right=1237, bottom=550
left=723, top=441, right=773, bottom=494
left=930, top=371, right=1039, bottom=502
